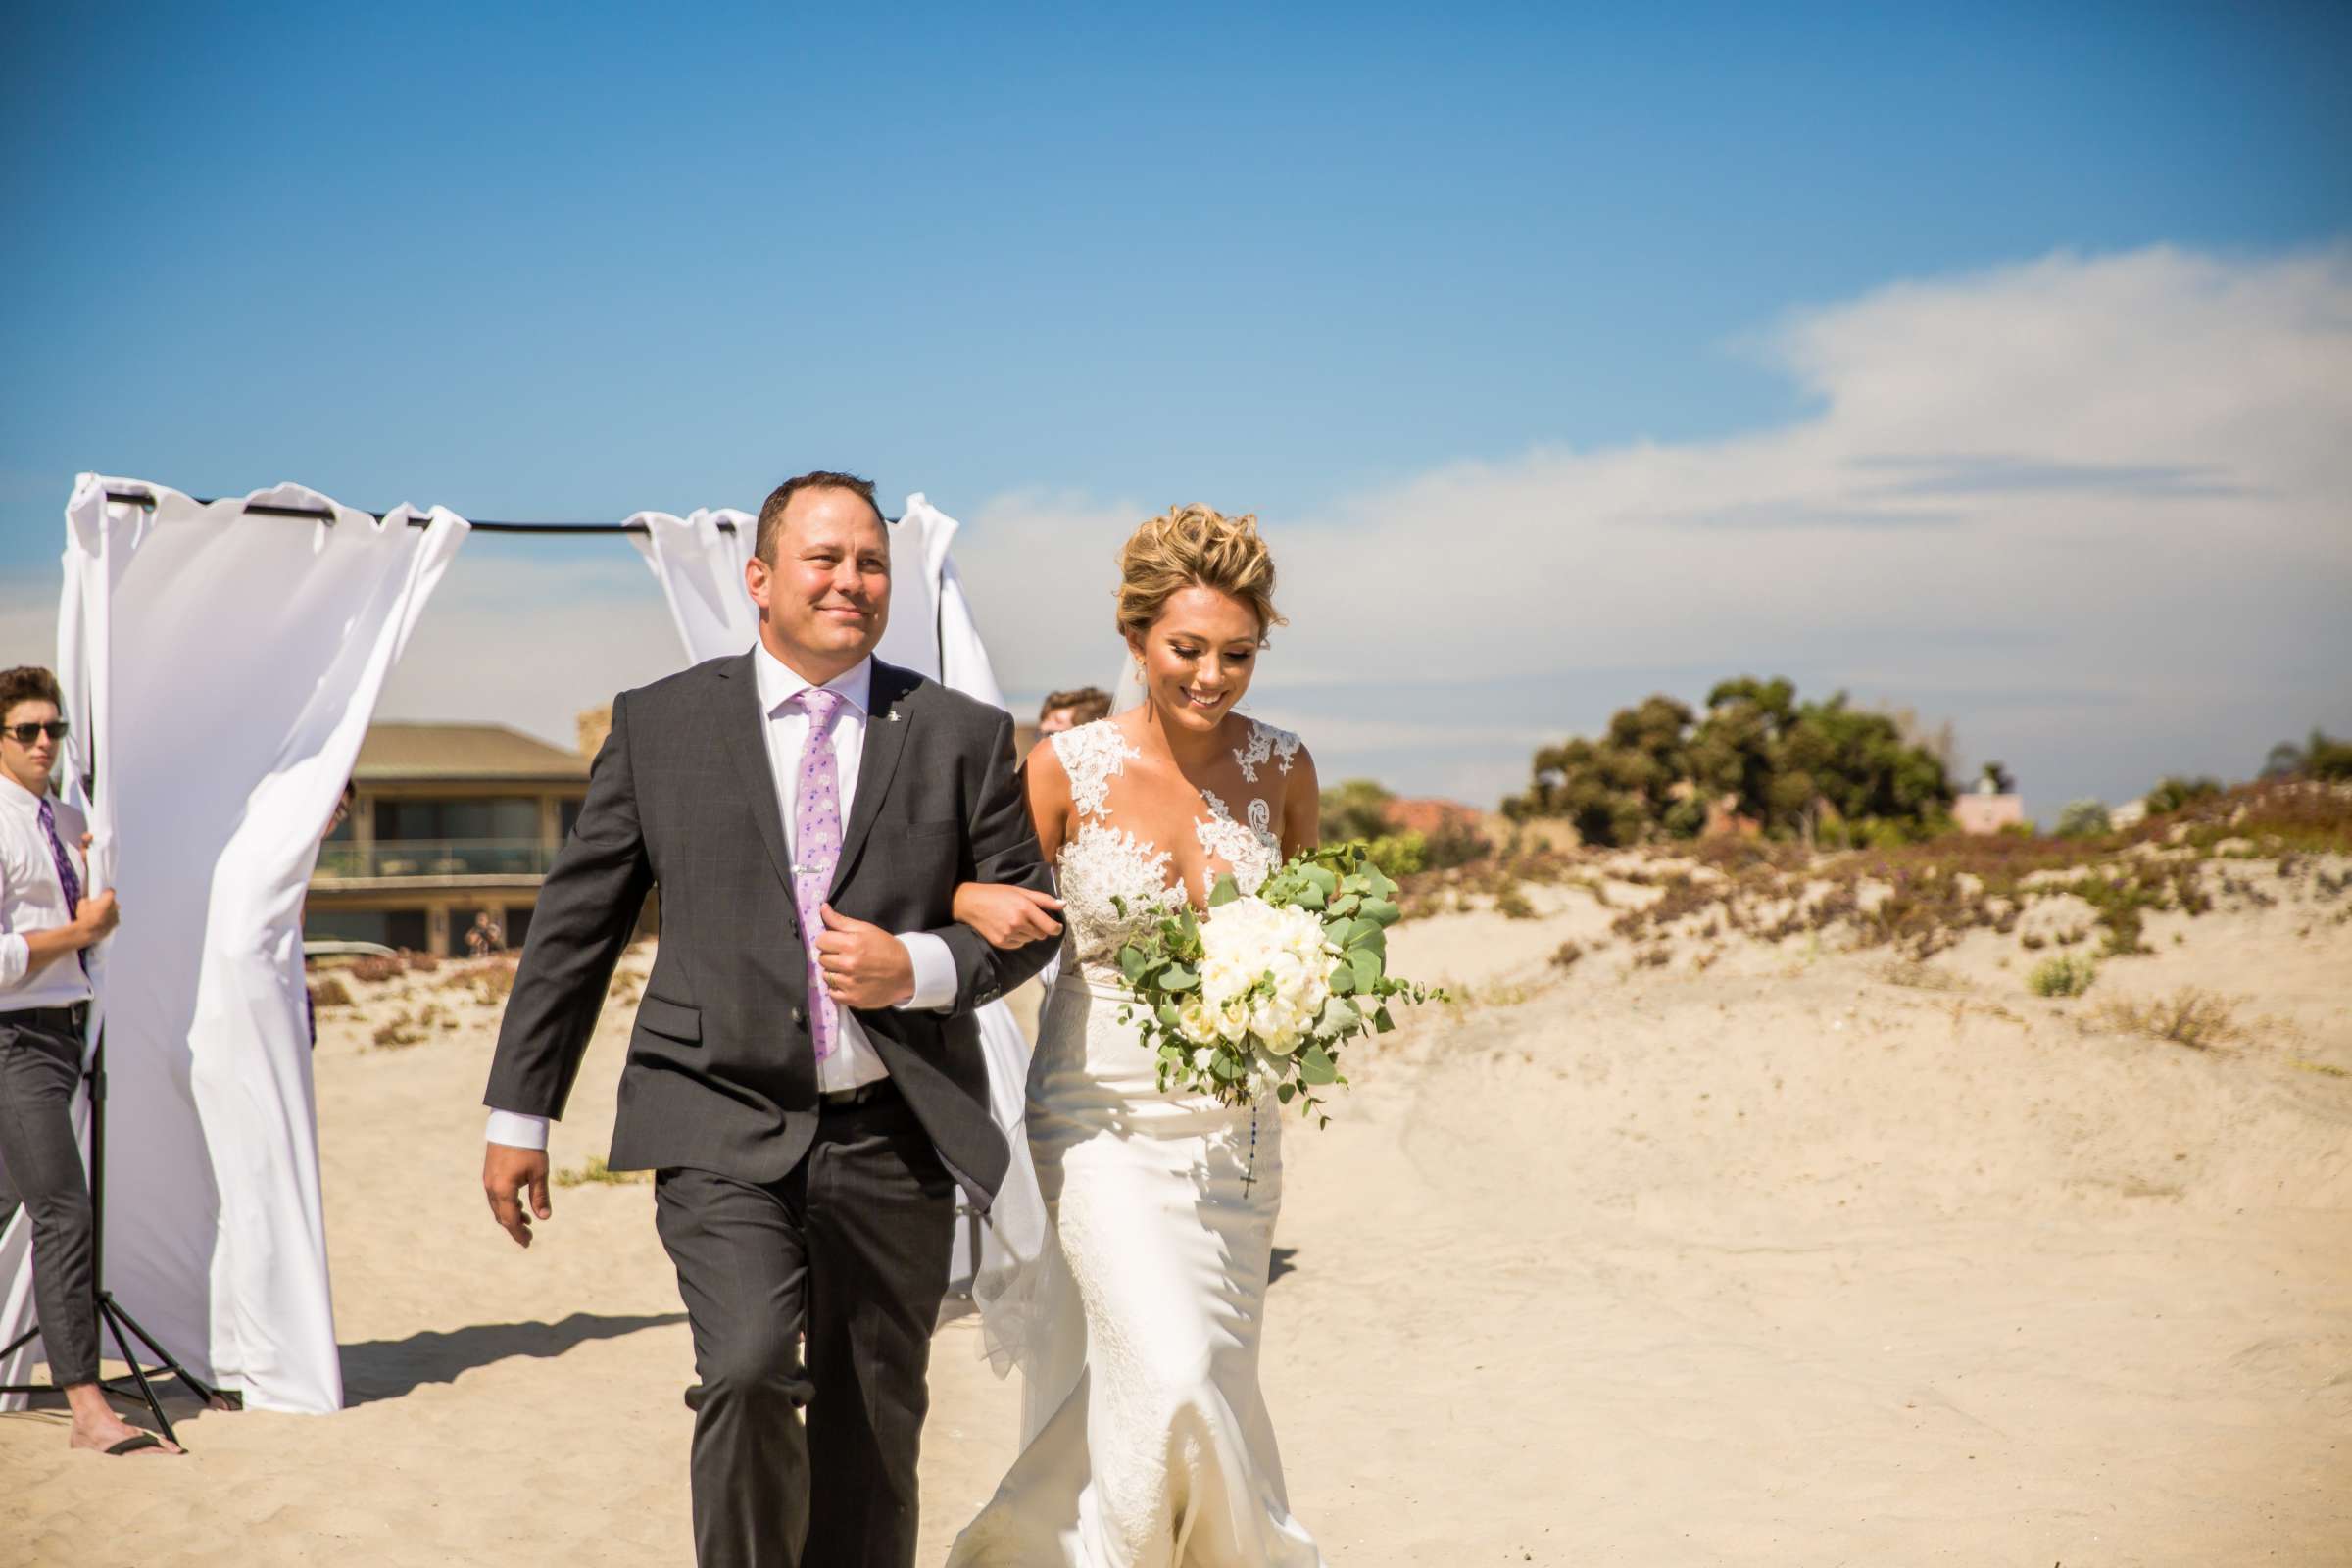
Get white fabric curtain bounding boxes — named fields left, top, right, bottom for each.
left=630, top=492, right=1044, bottom=1310
left=624, top=509, right=757, bottom=663
left=0, top=476, right=466, bottom=1415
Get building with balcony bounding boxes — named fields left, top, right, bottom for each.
left=306, top=721, right=609, bottom=956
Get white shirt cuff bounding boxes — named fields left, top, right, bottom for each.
left=485, top=1109, right=551, bottom=1150
left=893, top=931, right=957, bottom=1012
left=0, top=933, right=28, bottom=990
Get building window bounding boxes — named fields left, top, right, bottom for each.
left=305, top=908, right=431, bottom=953
left=375, top=797, right=540, bottom=843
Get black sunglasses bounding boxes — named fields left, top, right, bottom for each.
left=3, top=720, right=69, bottom=746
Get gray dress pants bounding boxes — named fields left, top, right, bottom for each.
left=654, top=1083, right=959, bottom=1568
left=0, top=1009, right=99, bottom=1387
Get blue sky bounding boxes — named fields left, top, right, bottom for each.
left=4, top=4, right=2349, bottom=808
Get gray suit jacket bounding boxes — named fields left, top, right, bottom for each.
left=482, top=652, right=1056, bottom=1207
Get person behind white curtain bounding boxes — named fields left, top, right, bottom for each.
left=0, top=666, right=173, bottom=1457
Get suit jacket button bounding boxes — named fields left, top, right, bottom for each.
left=791, top=1005, right=805, bottom=1025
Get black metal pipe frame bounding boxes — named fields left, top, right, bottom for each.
left=102, top=489, right=771, bottom=535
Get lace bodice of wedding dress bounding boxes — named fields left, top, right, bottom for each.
left=1049, top=717, right=1299, bottom=984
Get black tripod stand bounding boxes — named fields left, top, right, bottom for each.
left=0, top=1035, right=235, bottom=1446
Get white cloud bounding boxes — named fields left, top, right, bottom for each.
left=952, top=245, right=2352, bottom=810
left=6, top=246, right=2346, bottom=814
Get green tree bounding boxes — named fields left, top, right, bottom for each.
left=2267, top=728, right=2352, bottom=782
left=2054, top=798, right=2112, bottom=838
left=1503, top=695, right=1696, bottom=846
left=2143, top=775, right=2223, bottom=815
left=1507, top=679, right=1953, bottom=845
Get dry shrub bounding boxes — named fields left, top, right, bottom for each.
left=442, top=959, right=518, bottom=1005
left=349, top=954, right=405, bottom=983
left=2094, top=988, right=2240, bottom=1049
left=2026, top=954, right=2098, bottom=998
left=371, top=1014, right=424, bottom=1050
left=555, top=1156, right=652, bottom=1188
left=1879, top=959, right=1963, bottom=992
left=1549, top=940, right=1584, bottom=971
left=307, top=976, right=354, bottom=1009
left=1493, top=886, right=1538, bottom=920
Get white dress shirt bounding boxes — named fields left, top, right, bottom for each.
left=485, top=649, right=957, bottom=1150
left=0, top=773, right=94, bottom=1010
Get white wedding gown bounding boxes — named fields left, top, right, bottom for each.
left=951, top=718, right=1325, bottom=1568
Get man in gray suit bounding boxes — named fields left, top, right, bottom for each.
left=480, top=471, right=1057, bottom=1568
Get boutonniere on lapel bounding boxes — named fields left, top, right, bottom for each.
left=887, top=709, right=902, bottom=722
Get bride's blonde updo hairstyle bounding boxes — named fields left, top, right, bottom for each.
left=1114, top=504, right=1286, bottom=643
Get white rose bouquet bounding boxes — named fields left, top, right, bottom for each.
left=1111, top=844, right=1443, bottom=1122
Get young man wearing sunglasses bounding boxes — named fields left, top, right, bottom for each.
left=0, top=665, right=172, bottom=1455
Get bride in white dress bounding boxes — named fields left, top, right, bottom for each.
left=948, top=504, right=1327, bottom=1568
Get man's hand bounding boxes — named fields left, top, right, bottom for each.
left=952, top=882, right=1065, bottom=950
left=814, top=904, right=916, bottom=1008
left=483, top=1143, right=551, bottom=1248
left=74, top=891, right=120, bottom=945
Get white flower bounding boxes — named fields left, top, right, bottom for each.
left=1185, top=892, right=1346, bottom=1066
left=1178, top=996, right=1219, bottom=1046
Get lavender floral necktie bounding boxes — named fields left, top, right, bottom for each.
left=37, top=797, right=86, bottom=975
left=791, top=688, right=847, bottom=1061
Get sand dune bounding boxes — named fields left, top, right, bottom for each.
left=5, top=851, right=2348, bottom=1566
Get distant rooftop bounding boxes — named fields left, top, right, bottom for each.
left=355, top=722, right=589, bottom=783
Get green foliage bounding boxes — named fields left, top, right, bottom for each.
left=2053, top=798, right=2113, bottom=838
left=1319, top=778, right=1397, bottom=843
left=1417, top=815, right=1492, bottom=870
left=2266, top=728, right=2352, bottom=782
left=1506, top=677, right=1953, bottom=845
left=1360, top=830, right=1426, bottom=879
left=2026, top=954, right=2098, bottom=998
left=1320, top=776, right=1489, bottom=869
left=1503, top=694, right=1694, bottom=846
left=2143, top=775, right=2223, bottom=816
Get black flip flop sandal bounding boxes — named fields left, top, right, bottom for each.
left=104, top=1434, right=165, bottom=1456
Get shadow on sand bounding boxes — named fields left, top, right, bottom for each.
left=340, top=1310, right=688, bottom=1405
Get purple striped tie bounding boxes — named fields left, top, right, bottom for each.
left=792, top=688, right=846, bottom=1061
left=37, top=797, right=86, bottom=975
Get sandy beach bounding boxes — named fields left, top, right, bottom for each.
left=5, top=844, right=2348, bottom=1566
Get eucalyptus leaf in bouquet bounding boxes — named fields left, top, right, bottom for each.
left=1112, top=842, right=1444, bottom=1123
